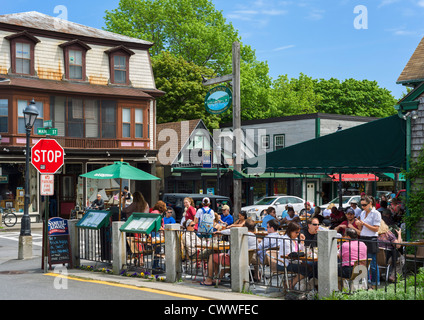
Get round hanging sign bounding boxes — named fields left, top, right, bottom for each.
left=204, top=85, right=232, bottom=115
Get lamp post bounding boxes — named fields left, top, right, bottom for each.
left=18, top=99, right=38, bottom=259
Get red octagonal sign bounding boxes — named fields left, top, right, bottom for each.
left=31, top=139, right=64, bottom=174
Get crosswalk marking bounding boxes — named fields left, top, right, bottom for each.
left=0, top=232, right=43, bottom=246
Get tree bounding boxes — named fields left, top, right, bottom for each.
left=104, top=0, right=252, bottom=74
left=152, top=52, right=222, bottom=129
left=313, top=78, right=397, bottom=117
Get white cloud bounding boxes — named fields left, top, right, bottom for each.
left=418, top=0, right=424, bottom=7
left=378, top=0, right=401, bottom=8
left=273, top=45, right=295, bottom=51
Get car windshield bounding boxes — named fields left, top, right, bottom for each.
left=254, top=197, right=276, bottom=205
left=330, top=197, right=351, bottom=204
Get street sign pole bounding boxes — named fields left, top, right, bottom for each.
left=232, top=42, right=241, bottom=219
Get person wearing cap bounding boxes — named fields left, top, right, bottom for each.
left=220, top=204, right=233, bottom=226
left=280, top=203, right=293, bottom=221
left=350, top=199, right=361, bottom=218
left=194, top=197, right=215, bottom=237
left=334, top=208, right=360, bottom=236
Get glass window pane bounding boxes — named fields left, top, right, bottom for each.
left=68, top=99, right=83, bottom=137
left=50, top=96, right=66, bottom=136
left=69, top=50, right=82, bottom=65
left=135, top=109, right=143, bottom=123
left=16, top=43, right=30, bottom=59
left=114, top=70, right=126, bottom=83
left=101, top=100, right=116, bottom=138
left=16, top=59, right=30, bottom=74
left=85, top=100, right=99, bottom=138
left=135, top=123, right=143, bottom=138
left=69, top=65, right=82, bottom=79
left=123, top=123, right=130, bottom=138
left=114, top=56, right=126, bottom=69
left=18, top=100, right=43, bottom=134
left=122, top=108, right=131, bottom=122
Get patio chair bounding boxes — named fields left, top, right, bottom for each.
left=377, top=249, right=391, bottom=283
left=339, top=258, right=372, bottom=292
left=405, top=240, right=424, bottom=268
left=262, top=249, right=293, bottom=293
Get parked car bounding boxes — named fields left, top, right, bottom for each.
left=320, top=195, right=362, bottom=210
left=161, top=193, right=232, bottom=223
left=241, top=195, right=309, bottom=220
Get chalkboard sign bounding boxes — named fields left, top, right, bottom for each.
left=76, top=210, right=112, bottom=230
left=120, top=213, right=162, bottom=234
left=46, top=217, right=72, bottom=269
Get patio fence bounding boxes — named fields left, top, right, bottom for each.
left=68, top=220, right=424, bottom=298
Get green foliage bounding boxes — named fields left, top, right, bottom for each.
left=403, top=146, right=424, bottom=238
left=322, top=268, right=424, bottom=300
left=104, top=0, right=398, bottom=126
left=152, top=52, right=222, bottom=130
left=313, top=78, right=397, bottom=117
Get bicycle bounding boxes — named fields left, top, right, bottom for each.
left=1, top=208, right=17, bottom=227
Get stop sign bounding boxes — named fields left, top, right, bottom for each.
left=31, top=139, right=64, bottom=174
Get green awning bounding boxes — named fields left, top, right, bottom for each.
left=243, top=115, right=406, bottom=174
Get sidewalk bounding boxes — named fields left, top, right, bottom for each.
left=0, top=224, right=279, bottom=300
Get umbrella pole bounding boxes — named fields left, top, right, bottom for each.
left=119, top=178, right=122, bottom=221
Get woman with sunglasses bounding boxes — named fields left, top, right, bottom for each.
left=357, top=195, right=381, bottom=287
left=182, top=219, right=212, bottom=261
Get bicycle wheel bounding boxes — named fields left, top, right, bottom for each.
left=3, top=213, right=17, bottom=227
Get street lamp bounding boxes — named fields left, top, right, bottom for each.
left=20, top=99, right=39, bottom=237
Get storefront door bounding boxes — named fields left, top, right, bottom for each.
left=59, top=174, right=76, bottom=218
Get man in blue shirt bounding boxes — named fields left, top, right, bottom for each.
left=220, top=205, right=234, bottom=226
left=261, top=206, right=277, bottom=228
left=163, top=207, right=176, bottom=225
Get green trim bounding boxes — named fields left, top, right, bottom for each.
left=315, top=117, right=320, bottom=138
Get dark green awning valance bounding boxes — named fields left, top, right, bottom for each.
left=243, top=115, right=406, bottom=175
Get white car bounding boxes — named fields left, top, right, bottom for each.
left=241, top=195, right=308, bottom=220
left=320, top=195, right=362, bottom=210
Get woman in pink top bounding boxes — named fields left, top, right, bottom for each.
left=338, top=228, right=368, bottom=279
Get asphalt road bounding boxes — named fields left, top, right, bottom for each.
left=0, top=231, right=187, bottom=300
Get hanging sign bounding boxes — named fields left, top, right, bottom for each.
left=204, top=85, right=232, bottom=115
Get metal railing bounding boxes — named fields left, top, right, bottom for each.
left=78, top=225, right=112, bottom=264
left=125, top=231, right=166, bottom=275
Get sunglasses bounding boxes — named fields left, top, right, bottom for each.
left=361, top=203, right=369, bottom=207
left=312, top=223, right=319, bottom=226
left=189, top=224, right=195, bottom=227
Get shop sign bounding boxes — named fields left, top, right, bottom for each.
left=204, top=85, right=232, bottom=115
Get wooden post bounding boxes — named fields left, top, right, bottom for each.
left=232, top=42, right=242, bottom=218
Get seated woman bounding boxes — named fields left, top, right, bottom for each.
left=181, top=219, right=212, bottom=261
left=337, top=227, right=368, bottom=279
left=276, top=222, right=312, bottom=289
left=226, top=211, right=247, bottom=228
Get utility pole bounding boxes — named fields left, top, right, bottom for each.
left=232, top=42, right=241, bottom=218
left=202, top=42, right=242, bottom=220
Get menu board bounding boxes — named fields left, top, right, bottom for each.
left=76, top=210, right=112, bottom=230
left=45, top=217, right=72, bottom=269
left=120, top=213, right=162, bottom=234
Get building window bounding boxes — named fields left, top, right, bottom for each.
left=135, top=109, right=143, bottom=138
left=5, top=31, right=40, bottom=76
left=114, top=55, right=127, bottom=84
left=274, top=134, right=285, bottom=150
left=15, top=42, right=31, bottom=74
left=50, top=97, right=116, bottom=138
left=261, top=135, right=270, bottom=149
left=122, top=108, right=131, bottom=138
left=59, top=40, right=91, bottom=81
left=18, top=100, right=43, bottom=134
left=105, top=46, right=134, bottom=85
left=69, top=50, right=83, bottom=80
left=0, top=99, right=8, bottom=133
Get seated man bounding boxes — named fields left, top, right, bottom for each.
left=220, top=205, right=234, bottom=226
left=91, top=194, right=104, bottom=210
left=301, top=217, right=319, bottom=248
left=261, top=206, right=277, bottom=229
left=257, top=219, right=282, bottom=265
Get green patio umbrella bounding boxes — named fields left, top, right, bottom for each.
left=80, top=161, right=160, bottom=220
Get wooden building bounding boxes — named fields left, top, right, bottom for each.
left=0, top=11, right=164, bottom=220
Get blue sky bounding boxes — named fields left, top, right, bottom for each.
left=2, top=0, right=424, bottom=100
